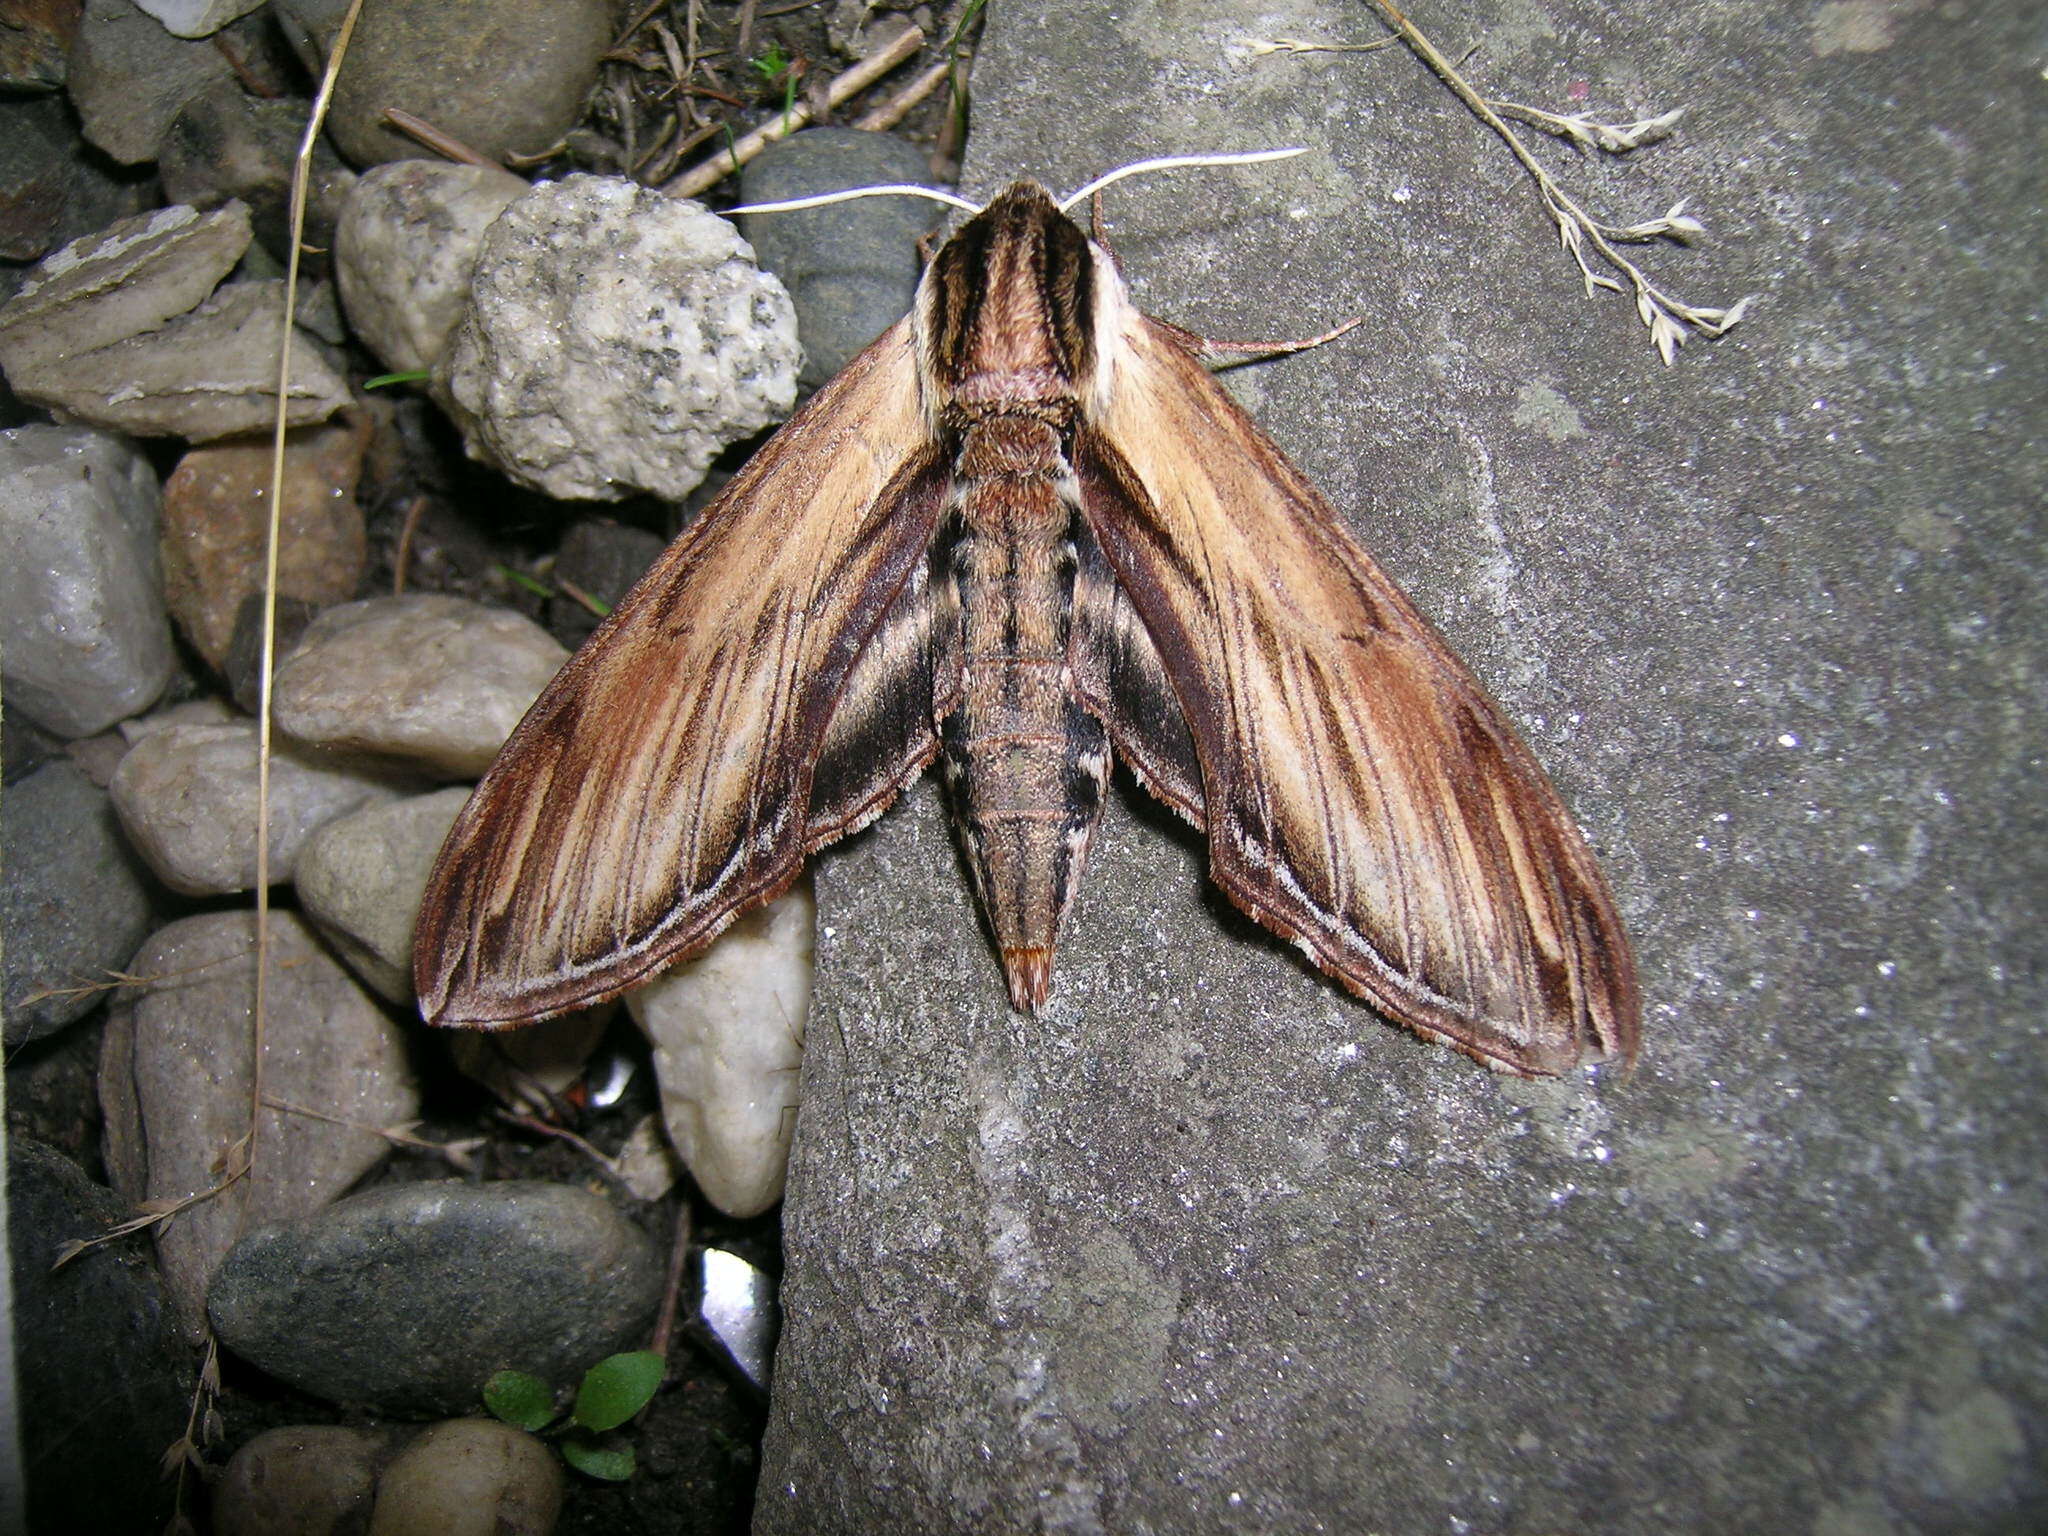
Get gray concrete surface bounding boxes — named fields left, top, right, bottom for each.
left=757, top=2, right=2046, bottom=1531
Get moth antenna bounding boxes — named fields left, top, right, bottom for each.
left=1056, top=147, right=1309, bottom=213
left=725, top=184, right=983, bottom=217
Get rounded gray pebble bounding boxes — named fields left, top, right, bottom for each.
left=293, top=784, right=472, bottom=1003
left=211, top=1424, right=390, bottom=1536
left=2, top=757, right=154, bottom=1045
left=208, top=1181, right=663, bottom=1417
left=10, top=1140, right=191, bottom=1533
left=0, top=422, right=173, bottom=738
left=740, top=128, right=941, bottom=388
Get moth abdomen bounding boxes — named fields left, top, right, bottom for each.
left=938, top=414, right=1108, bottom=1010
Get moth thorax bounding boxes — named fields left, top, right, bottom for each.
left=927, top=184, right=1095, bottom=406
left=947, top=373, right=1084, bottom=423
left=955, top=415, right=1064, bottom=480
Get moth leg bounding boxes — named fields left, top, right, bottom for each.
left=1154, top=314, right=1368, bottom=369
left=1087, top=189, right=1122, bottom=268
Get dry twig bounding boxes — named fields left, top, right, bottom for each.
left=1252, top=2, right=1755, bottom=361
left=664, top=24, right=925, bottom=198
left=853, top=59, right=951, bottom=133
left=382, top=106, right=499, bottom=167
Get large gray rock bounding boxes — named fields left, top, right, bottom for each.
left=756, top=3, right=2048, bottom=1534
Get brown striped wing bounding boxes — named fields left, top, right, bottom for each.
left=1075, top=316, right=1638, bottom=1074
left=416, top=319, right=951, bottom=1026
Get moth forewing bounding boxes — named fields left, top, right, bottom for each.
left=1074, top=300, right=1638, bottom=1073
left=413, top=319, right=951, bottom=1026
left=415, top=178, right=1639, bottom=1075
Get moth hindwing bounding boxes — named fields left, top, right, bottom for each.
left=414, top=181, right=1640, bottom=1076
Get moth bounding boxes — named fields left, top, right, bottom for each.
left=415, top=170, right=1640, bottom=1076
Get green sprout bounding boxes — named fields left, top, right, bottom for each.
left=486, top=564, right=614, bottom=619
left=749, top=42, right=803, bottom=131
left=483, top=1351, right=665, bottom=1481
left=946, top=0, right=988, bottom=142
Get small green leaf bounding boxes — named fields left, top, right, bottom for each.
left=490, top=564, right=554, bottom=599
left=362, top=370, right=431, bottom=390
left=561, top=1435, right=636, bottom=1482
left=572, top=1350, right=664, bottom=1432
left=483, top=1369, right=556, bottom=1432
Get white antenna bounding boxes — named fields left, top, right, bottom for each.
left=725, top=184, right=983, bottom=217
left=723, top=148, right=1312, bottom=223
left=1057, top=147, right=1308, bottom=212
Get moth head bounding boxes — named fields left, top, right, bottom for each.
left=916, top=181, right=1103, bottom=412
left=728, top=148, right=1306, bottom=418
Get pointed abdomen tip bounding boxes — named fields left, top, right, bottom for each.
left=1002, top=948, right=1054, bottom=1012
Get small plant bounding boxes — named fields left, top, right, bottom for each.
left=484, top=1350, right=665, bottom=1480
left=945, top=0, right=990, bottom=142
left=487, top=563, right=613, bottom=619
left=748, top=42, right=805, bottom=131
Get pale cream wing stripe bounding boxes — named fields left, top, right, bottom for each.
left=1076, top=315, right=1638, bottom=1073
left=417, top=318, right=950, bottom=1026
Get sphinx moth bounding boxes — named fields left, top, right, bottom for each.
left=414, top=176, right=1639, bottom=1075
